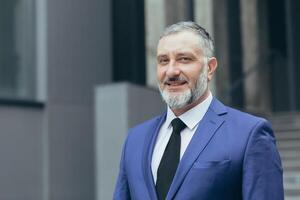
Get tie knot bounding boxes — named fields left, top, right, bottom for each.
left=171, top=118, right=186, bottom=134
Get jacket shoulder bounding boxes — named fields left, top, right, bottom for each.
left=225, top=106, right=270, bottom=129
left=211, top=97, right=268, bottom=126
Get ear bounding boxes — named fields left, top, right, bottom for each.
left=207, top=57, right=218, bottom=81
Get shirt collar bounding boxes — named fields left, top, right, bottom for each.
left=165, top=92, right=213, bottom=130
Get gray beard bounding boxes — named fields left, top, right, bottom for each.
left=158, top=65, right=208, bottom=109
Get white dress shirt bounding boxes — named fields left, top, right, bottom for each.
left=151, top=92, right=213, bottom=183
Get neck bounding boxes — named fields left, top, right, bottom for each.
left=171, top=89, right=210, bottom=116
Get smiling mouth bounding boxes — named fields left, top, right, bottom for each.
left=164, top=81, right=187, bottom=90
left=165, top=80, right=187, bottom=85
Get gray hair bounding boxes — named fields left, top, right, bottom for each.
left=160, top=21, right=215, bottom=57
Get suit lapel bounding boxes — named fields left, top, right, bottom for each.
left=167, top=98, right=227, bottom=200
left=142, top=112, right=167, bottom=200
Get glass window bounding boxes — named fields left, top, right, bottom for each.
left=0, top=0, right=36, bottom=100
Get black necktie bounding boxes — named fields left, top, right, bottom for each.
left=156, top=118, right=186, bottom=200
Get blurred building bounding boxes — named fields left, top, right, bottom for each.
left=0, top=0, right=299, bottom=199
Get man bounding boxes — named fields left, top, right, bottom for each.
left=114, top=21, right=284, bottom=200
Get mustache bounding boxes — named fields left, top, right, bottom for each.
left=163, top=76, right=188, bottom=84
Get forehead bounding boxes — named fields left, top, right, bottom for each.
left=157, top=31, right=202, bottom=55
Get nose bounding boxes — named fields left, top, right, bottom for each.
left=165, top=62, right=181, bottom=77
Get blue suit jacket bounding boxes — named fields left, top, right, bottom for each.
left=114, top=98, right=284, bottom=200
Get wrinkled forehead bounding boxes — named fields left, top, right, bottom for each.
left=157, top=31, right=203, bottom=56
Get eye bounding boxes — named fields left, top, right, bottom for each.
left=158, top=57, right=169, bottom=65
left=178, top=56, right=192, bottom=63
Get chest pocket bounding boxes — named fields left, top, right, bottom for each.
left=192, top=159, right=231, bottom=169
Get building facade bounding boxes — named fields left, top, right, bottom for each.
left=0, top=0, right=299, bottom=199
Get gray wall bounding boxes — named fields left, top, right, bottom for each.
left=46, top=0, right=112, bottom=199
left=95, top=83, right=165, bottom=200
left=0, top=106, right=43, bottom=200
left=0, top=0, right=112, bottom=199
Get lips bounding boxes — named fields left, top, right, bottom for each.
left=164, top=81, right=188, bottom=92
left=162, top=76, right=188, bottom=91
left=165, top=80, right=187, bottom=86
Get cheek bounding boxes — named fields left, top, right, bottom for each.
left=184, top=70, right=200, bottom=83
left=157, top=68, right=165, bottom=81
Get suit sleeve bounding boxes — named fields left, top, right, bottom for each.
left=242, top=119, right=284, bottom=200
left=113, top=136, right=131, bottom=200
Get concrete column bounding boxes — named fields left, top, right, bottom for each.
left=164, top=0, right=193, bottom=25
left=45, top=0, right=112, bottom=199
left=145, top=0, right=165, bottom=88
left=286, top=0, right=300, bottom=110
left=212, top=0, right=231, bottom=104
left=240, top=0, right=271, bottom=113
left=194, top=0, right=217, bottom=95
left=95, top=83, right=164, bottom=200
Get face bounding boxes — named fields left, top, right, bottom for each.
left=156, top=31, right=210, bottom=109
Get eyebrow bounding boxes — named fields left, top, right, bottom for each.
left=176, top=52, right=195, bottom=57
left=156, top=54, right=168, bottom=60
left=157, top=51, right=195, bottom=57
